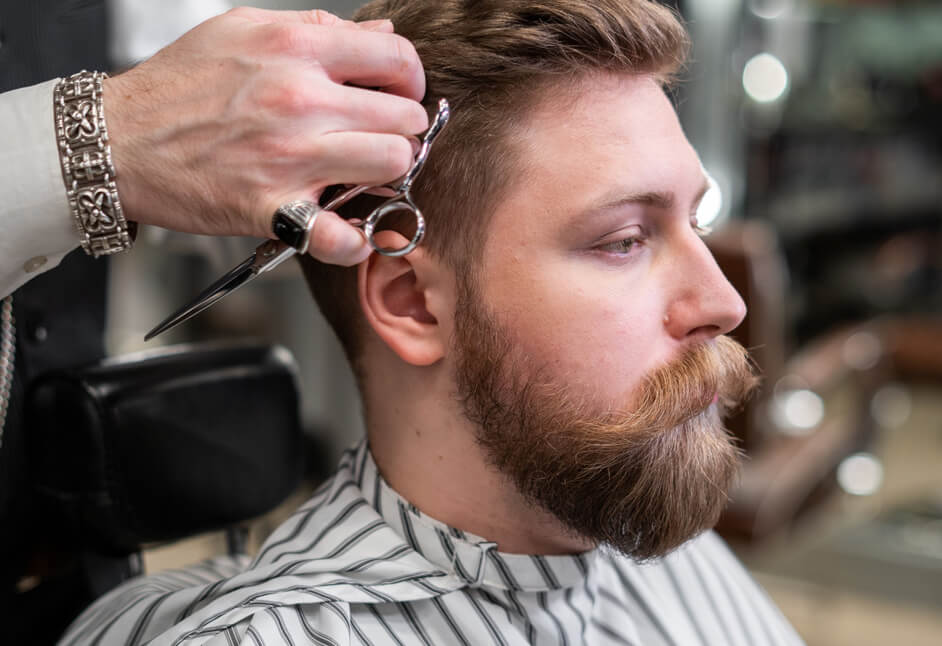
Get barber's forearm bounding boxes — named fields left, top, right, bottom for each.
left=0, top=80, right=81, bottom=298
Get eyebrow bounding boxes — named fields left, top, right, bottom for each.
left=584, top=176, right=712, bottom=217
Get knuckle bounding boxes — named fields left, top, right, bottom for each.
left=308, top=9, right=338, bottom=25
left=258, top=75, right=325, bottom=116
left=389, top=35, right=420, bottom=75
left=255, top=132, right=294, bottom=160
left=226, top=6, right=252, bottom=19
left=264, top=23, right=311, bottom=55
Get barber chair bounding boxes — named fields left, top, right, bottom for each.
left=13, top=342, right=304, bottom=644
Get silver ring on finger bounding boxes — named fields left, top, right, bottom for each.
left=272, top=200, right=321, bottom=255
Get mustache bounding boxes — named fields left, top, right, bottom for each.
left=626, top=335, right=761, bottom=432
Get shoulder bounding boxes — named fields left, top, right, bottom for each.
left=59, top=554, right=250, bottom=646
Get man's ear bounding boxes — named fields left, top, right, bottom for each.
left=358, top=230, right=448, bottom=366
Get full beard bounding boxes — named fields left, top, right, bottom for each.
left=453, top=280, right=758, bottom=561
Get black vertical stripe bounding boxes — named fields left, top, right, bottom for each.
left=292, top=606, right=341, bottom=646
left=368, top=605, right=407, bottom=646
left=600, top=587, right=662, bottom=646
left=127, top=591, right=174, bottom=645
left=437, top=528, right=475, bottom=583
left=398, top=502, right=422, bottom=552
left=573, top=554, right=590, bottom=577
left=711, top=548, right=777, bottom=644
left=661, top=563, right=715, bottom=644
left=564, top=588, right=587, bottom=639
left=487, top=551, right=523, bottom=591
left=431, top=597, right=473, bottom=646
left=244, top=625, right=264, bottom=646
left=703, top=555, right=764, bottom=645
left=349, top=613, right=376, bottom=646
left=372, top=467, right=383, bottom=517
left=355, top=443, right=370, bottom=489
left=508, top=591, right=537, bottom=643
left=464, top=590, right=511, bottom=646
left=538, top=591, right=570, bottom=646
left=611, top=563, right=682, bottom=646
left=266, top=607, right=297, bottom=646
left=397, top=601, right=435, bottom=646
left=680, top=549, right=741, bottom=645
left=531, top=555, right=562, bottom=590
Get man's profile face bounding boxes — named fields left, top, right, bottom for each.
left=470, top=73, right=746, bottom=404
left=449, top=73, right=755, bottom=558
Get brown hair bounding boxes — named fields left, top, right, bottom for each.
left=299, top=0, right=690, bottom=364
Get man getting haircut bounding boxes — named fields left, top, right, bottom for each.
left=61, top=1, right=805, bottom=644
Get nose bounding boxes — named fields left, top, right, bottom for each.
left=662, top=236, right=747, bottom=343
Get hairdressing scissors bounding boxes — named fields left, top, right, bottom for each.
left=144, top=98, right=450, bottom=341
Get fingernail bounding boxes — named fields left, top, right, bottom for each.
left=360, top=19, right=393, bottom=31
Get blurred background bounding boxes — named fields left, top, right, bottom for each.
left=103, top=1, right=942, bottom=644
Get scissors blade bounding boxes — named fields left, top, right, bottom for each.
left=144, top=252, right=261, bottom=341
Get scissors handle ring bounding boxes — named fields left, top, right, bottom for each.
left=363, top=196, right=426, bottom=257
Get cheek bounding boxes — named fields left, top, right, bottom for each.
left=494, top=275, right=664, bottom=403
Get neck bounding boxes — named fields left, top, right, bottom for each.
left=362, top=356, right=594, bottom=556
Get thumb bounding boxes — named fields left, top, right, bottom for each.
left=308, top=210, right=373, bottom=266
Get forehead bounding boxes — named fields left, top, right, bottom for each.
left=521, top=72, right=697, bottom=195
left=482, top=72, right=703, bottom=247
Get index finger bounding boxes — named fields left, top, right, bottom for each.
left=314, top=29, right=426, bottom=101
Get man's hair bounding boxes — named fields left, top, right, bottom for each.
left=299, top=0, right=689, bottom=366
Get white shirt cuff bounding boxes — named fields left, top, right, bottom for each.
left=0, top=79, right=81, bottom=298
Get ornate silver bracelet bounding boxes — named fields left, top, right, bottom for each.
left=54, top=70, right=134, bottom=257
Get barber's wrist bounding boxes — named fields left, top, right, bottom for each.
left=53, top=71, right=136, bottom=257
left=100, top=73, right=143, bottom=235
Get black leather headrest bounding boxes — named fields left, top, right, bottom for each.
left=26, top=342, right=303, bottom=555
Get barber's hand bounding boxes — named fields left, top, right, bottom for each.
left=103, top=7, right=428, bottom=266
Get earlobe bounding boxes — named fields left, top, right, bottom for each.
left=358, top=231, right=446, bottom=366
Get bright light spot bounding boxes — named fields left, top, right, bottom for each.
left=772, top=389, right=825, bottom=435
left=748, top=0, right=794, bottom=20
left=842, top=331, right=882, bottom=371
left=837, top=453, right=884, bottom=496
left=871, top=384, right=912, bottom=429
left=743, top=53, right=789, bottom=103
left=696, top=173, right=724, bottom=228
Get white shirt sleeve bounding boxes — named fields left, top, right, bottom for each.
left=0, top=79, right=81, bottom=298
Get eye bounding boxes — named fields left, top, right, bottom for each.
left=596, top=234, right=644, bottom=255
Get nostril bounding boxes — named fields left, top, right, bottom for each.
left=688, top=324, right=722, bottom=342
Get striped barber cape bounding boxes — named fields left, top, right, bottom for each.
left=59, top=441, right=805, bottom=646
